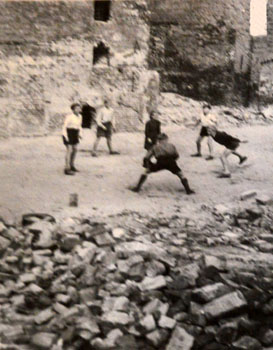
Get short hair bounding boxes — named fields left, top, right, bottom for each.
left=71, top=103, right=81, bottom=111
left=157, top=133, right=168, bottom=141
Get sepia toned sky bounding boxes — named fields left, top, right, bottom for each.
left=250, top=0, right=267, bottom=36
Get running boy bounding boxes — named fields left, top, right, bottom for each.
left=192, top=103, right=217, bottom=160
left=130, top=133, right=195, bottom=194
left=62, top=103, right=82, bottom=175
left=92, top=99, right=119, bottom=157
left=208, top=127, right=247, bottom=178
left=144, top=111, right=161, bottom=150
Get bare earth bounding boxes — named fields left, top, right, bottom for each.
left=0, top=124, right=272, bottom=222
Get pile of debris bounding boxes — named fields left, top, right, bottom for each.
left=0, top=207, right=273, bottom=350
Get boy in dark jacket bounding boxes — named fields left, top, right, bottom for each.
left=144, top=111, right=161, bottom=150
left=131, top=133, right=195, bottom=194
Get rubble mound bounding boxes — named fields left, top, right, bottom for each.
left=157, top=93, right=273, bottom=127
left=0, top=203, right=273, bottom=350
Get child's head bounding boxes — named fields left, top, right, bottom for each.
left=203, top=103, right=211, bottom=115
left=157, top=133, right=168, bottom=143
left=149, top=111, right=156, bottom=119
left=71, top=103, right=81, bottom=114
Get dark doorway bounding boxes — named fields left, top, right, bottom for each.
left=81, top=104, right=96, bottom=129
left=93, top=42, right=110, bottom=66
left=94, top=0, right=111, bottom=21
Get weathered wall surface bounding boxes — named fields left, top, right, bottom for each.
left=148, top=0, right=251, bottom=106
left=249, top=0, right=273, bottom=106
left=0, top=0, right=157, bottom=137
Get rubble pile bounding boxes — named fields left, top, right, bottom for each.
left=157, top=93, right=273, bottom=127
left=0, top=206, right=273, bottom=350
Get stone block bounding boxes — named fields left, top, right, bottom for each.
left=112, top=227, right=126, bottom=239
left=256, top=194, right=273, bottom=205
left=258, top=233, right=273, bottom=244
left=215, top=321, right=238, bottom=344
left=94, top=232, right=115, bottom=246
left=101, top=311, right=133, bottom=327
left=0, top=236, right=10, bottom=251
left=261, top=329, right=273, bottom=346
left=146, top=329, right=169, bottom=347
left=232, top=336, right=262, bottom=350
left=240, top=190, right=257, bottom=201
left=146, top=260, right=166, bottom=277
left=143, top=298, right=169, bottom=315
left=53, top=302, right=69, bottom=315
left=158, top=315, right=176, bottom=329
left=140, top=275, right=167, bottom=291
left=60, top=234, right=81, bottom=252
left=202, top=291, right=247, bottom=320
left=192, top=283, right=231, bottom=303
left=35, top=308, right=55, bottom=324
left=255, top=241, right=273, bottom=253
left=139, top=314, right=156, bottom=333
left=115, top=241, right=166, bottom=259
left=75, top=242, right=97, bottom=263
left=201, top=255, right=227, bottom=271
left=166, top=326, right=194, bottom=350
left=20, top=273, right=36, bottom=284
left=32, top=332, right=57, bottom=349
left=102, top=296, right=129, bottom=312
left=56, top=293, right=70, bottom=304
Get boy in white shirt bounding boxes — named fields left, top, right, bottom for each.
left=92, top=99, right=119, bottom=157
left=62, top=103, right=82, bottom=175
left=191, top=103, right=217, bottom=160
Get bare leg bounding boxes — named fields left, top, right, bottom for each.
left=65, top=145, right=72, bottom=170
left=192, top=135, right=203, bottom=157
left=107, top=136, right=113, bottom=153
left=64, top=145, right=74, bottom=175
left=92, top=136, right=101, bottom=156
left=70, top=145, right=78, bottom=169
left=220, top=149, right=232, bottom=176
left=206, top=136, right=214, bottom=159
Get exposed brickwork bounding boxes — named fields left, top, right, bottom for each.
left=148, top=0, right=251, bottom=106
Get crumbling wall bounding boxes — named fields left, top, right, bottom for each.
left=0, top=0, right=157, bottom=137
left=148, top=0, right=251, bottom=106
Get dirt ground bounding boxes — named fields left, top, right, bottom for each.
left=0, top=123, right=272, bottom=222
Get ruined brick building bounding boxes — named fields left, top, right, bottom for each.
left=0, top=0, right=252, bottom=137
left=251, top=0, right=273, bottom=106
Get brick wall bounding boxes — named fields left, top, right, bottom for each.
left=0, top=0, right=159, bottom=137
left=148, top=0, right=251, bottom=106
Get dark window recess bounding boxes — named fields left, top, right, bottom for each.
left=93, top=42, right=110, bottom=65
left=94, top=0, right=111, bottom=21
left=81, top=104, right=96, bottom=129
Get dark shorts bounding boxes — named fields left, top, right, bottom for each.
left=213, top=131, right=240, bottom=151
left=148, top=158, right=181, bottom=175
left=226, top=140, right=240, bottom=151
left=97, top=122, right=112, bottom=138
left=200, top=126, right=209, bottom=137
left=63, top=128, right=80, bottom=146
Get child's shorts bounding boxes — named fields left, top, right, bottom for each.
left=148, top=158, right=181, bottom=175
left=63, top=128, right=80, bottom=145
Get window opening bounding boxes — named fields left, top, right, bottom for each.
left=94, top=0, right=111, bottom=22
left=93, top=42, right=110, bottom=66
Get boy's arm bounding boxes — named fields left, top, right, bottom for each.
left=96, top=109, right=106, bottom=129
left=62, top=115, right=69, bottom=138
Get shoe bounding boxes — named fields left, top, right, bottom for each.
left=186, top=189, right=195, bottom=195
left=205, top=156, right=214, bottom=161
left=92, top=152, right=98, bottom=157
left=191, top=153, right=202, bottom=157
left=110, top=151, right=120, bottom=155
left=239, top=156, right=247, bottom=165
left=64, top=169, right=75, bottom=176
left=129, top=186, right=139, bottom=193
left=218, top=173, right=231, bottom=178
left=70, top=166, right=79, bottom=172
